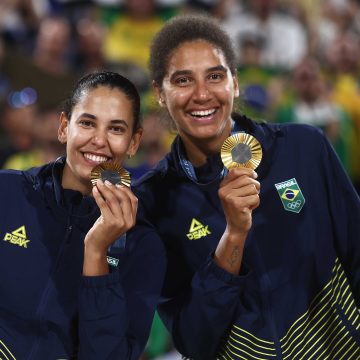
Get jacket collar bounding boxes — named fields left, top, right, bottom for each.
left=24, top=157, right=99, bottom=226
left=165, top=113, right=283, bottom=182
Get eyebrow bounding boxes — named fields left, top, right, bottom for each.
left=169, top=65, right=228, bottom=81
left=79, top=113, right=129, bottom=128
left=169, top=70, right=192, bottom=82
left=207, top=65, right=228, bottom=73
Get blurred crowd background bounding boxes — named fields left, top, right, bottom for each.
left=0, top=0, right=360, bottom=358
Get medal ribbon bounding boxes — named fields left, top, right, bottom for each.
left=177, top=119, right=244, bottom=185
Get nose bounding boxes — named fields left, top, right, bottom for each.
left=192, top=81, right=211, bottom=103
left=91, top=128, right=107, bottom=147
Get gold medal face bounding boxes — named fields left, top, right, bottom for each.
left=221, top=133, right=262, bottom=170
left=90, top=161, right=131, bottom=187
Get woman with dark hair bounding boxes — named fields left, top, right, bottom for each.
left=130, top=15, right=360, bottom=359
left=0, top=71, right=166, bottom=359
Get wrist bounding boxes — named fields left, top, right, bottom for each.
left=83, top=242, right=109, bottom=276
left=84, top=245, right=107, bottom=261
left=84, top=234, right=108, bottom=256
left=223, top=226, right=249, bottom=244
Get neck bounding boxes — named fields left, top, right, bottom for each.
left=182, top=120, right=232, bottom=167
left=61, top=163, right=92, bottom=196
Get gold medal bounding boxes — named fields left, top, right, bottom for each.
left=221, top=133, right=262, bottom=170
left=90, top=161, right=131, bottom=187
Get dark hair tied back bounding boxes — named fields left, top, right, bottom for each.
left=62, top=71, right=141, bottom=131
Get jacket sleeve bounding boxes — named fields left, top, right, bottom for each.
left=131, top=184, right=250, bottom=359
left=77, top=226, right=167, bottom=360
left=158, top=252, right=249, bottom=359
left=322, top=134, right=360, bottom=304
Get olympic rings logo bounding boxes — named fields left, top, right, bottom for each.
left=287, top=200, right=302, bottom=209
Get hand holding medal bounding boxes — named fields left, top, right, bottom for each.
left=85, top=161, right=136, bottom=262
left=218, top=132, right=262, bottom=238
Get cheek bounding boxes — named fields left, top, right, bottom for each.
left=222, top=85, right=235, bottom=98
left=165, top=89, right=191, bottom=108
left=109, top=137, right=131, bottom=155
left=70, top=126, right=89, bottom=140
left=66, top=128, right=88, bottom=150
left=217, top=87, right=236, bottom=107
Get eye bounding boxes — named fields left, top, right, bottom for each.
left=79, top=119, right=94, bottom=127
left=208, top=73, right=224, bottom=82
left=109, top=125, right=127, bottom=134
left=175, top=76, right=192, bottom=86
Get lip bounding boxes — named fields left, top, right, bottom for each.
left=189, top=108, right=217, bottom=117
left=82, top=151, right=111, bottom=165
left=186, top=108, right=218, bottom=123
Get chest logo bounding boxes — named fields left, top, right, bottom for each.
left=187, top=218, right=211, bottom=240
left=3, top=225, right=30, bottom=248
left=275, top=178, right=305, bottom=213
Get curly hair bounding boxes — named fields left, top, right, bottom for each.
left=149, top=14, right=237, bottom=87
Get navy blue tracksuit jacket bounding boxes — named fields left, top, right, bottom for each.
left=0, top=157, right=166, bottom=359
left=131, top=114, right=360, bottom=359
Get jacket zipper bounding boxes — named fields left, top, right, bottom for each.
left=27, top=222, right=73, bottom=360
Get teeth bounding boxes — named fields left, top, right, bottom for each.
left=84, top=153, right=109, bottom=163
left=190, top=109, right=216, bottom=117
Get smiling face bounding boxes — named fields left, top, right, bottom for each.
left=58, top=86, right=142, bottom=194
left=155, top=40, right=239, bottom=156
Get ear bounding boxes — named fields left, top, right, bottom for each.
left=233, top=73, right=240, bottom=98
left=152, top=80, right=166, bottom=107
left=127, top=127, right=143, bottom=158
left=58, top=112, right=69, bottom=144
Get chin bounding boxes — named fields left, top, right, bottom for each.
left=193, top=128, right=222, bottom=139
left=77, top=168, right=92, bottom=183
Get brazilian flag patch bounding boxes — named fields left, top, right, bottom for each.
left=274, top=178, right=305, bottom=213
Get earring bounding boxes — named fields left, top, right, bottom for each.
left=127, top=154, right=132, bottom=159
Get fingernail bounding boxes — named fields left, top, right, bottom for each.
left=104, top=180, right=113, bottom=186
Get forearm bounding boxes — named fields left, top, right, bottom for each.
left=214, top=228, right=246, bottom=275
left=83, top=244, right=109, bottom=276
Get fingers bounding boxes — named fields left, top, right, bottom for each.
left=115, top=185, right=138, bottom=216
left=92, top=185, right=111, bottom=218
left=220, top=169, right=259, bottom=194
left=221, top=183, right=259, bottom=198
left=219, top=187, right=260, bottom=210
left=221, top=168, right=258, bottom=186
left=219, top=169, right=260, bottom=199
left=225, top=193, right=260, bottom=212
left=94, top=180, right=138, bottom=229
left=218, top=168, right=261, bottom=223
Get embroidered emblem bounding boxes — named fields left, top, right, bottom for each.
left=187, top=218, right=211, bottom=240
left=3, top=225, right=31, bottom=248
left=275, top=178, right=305, bottom=213
left=107, top=256, right=119, bottom=267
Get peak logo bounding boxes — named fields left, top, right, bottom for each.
left=3, top=225, right=30, bottom=248
left=187, top=218, right=211, bottom=240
